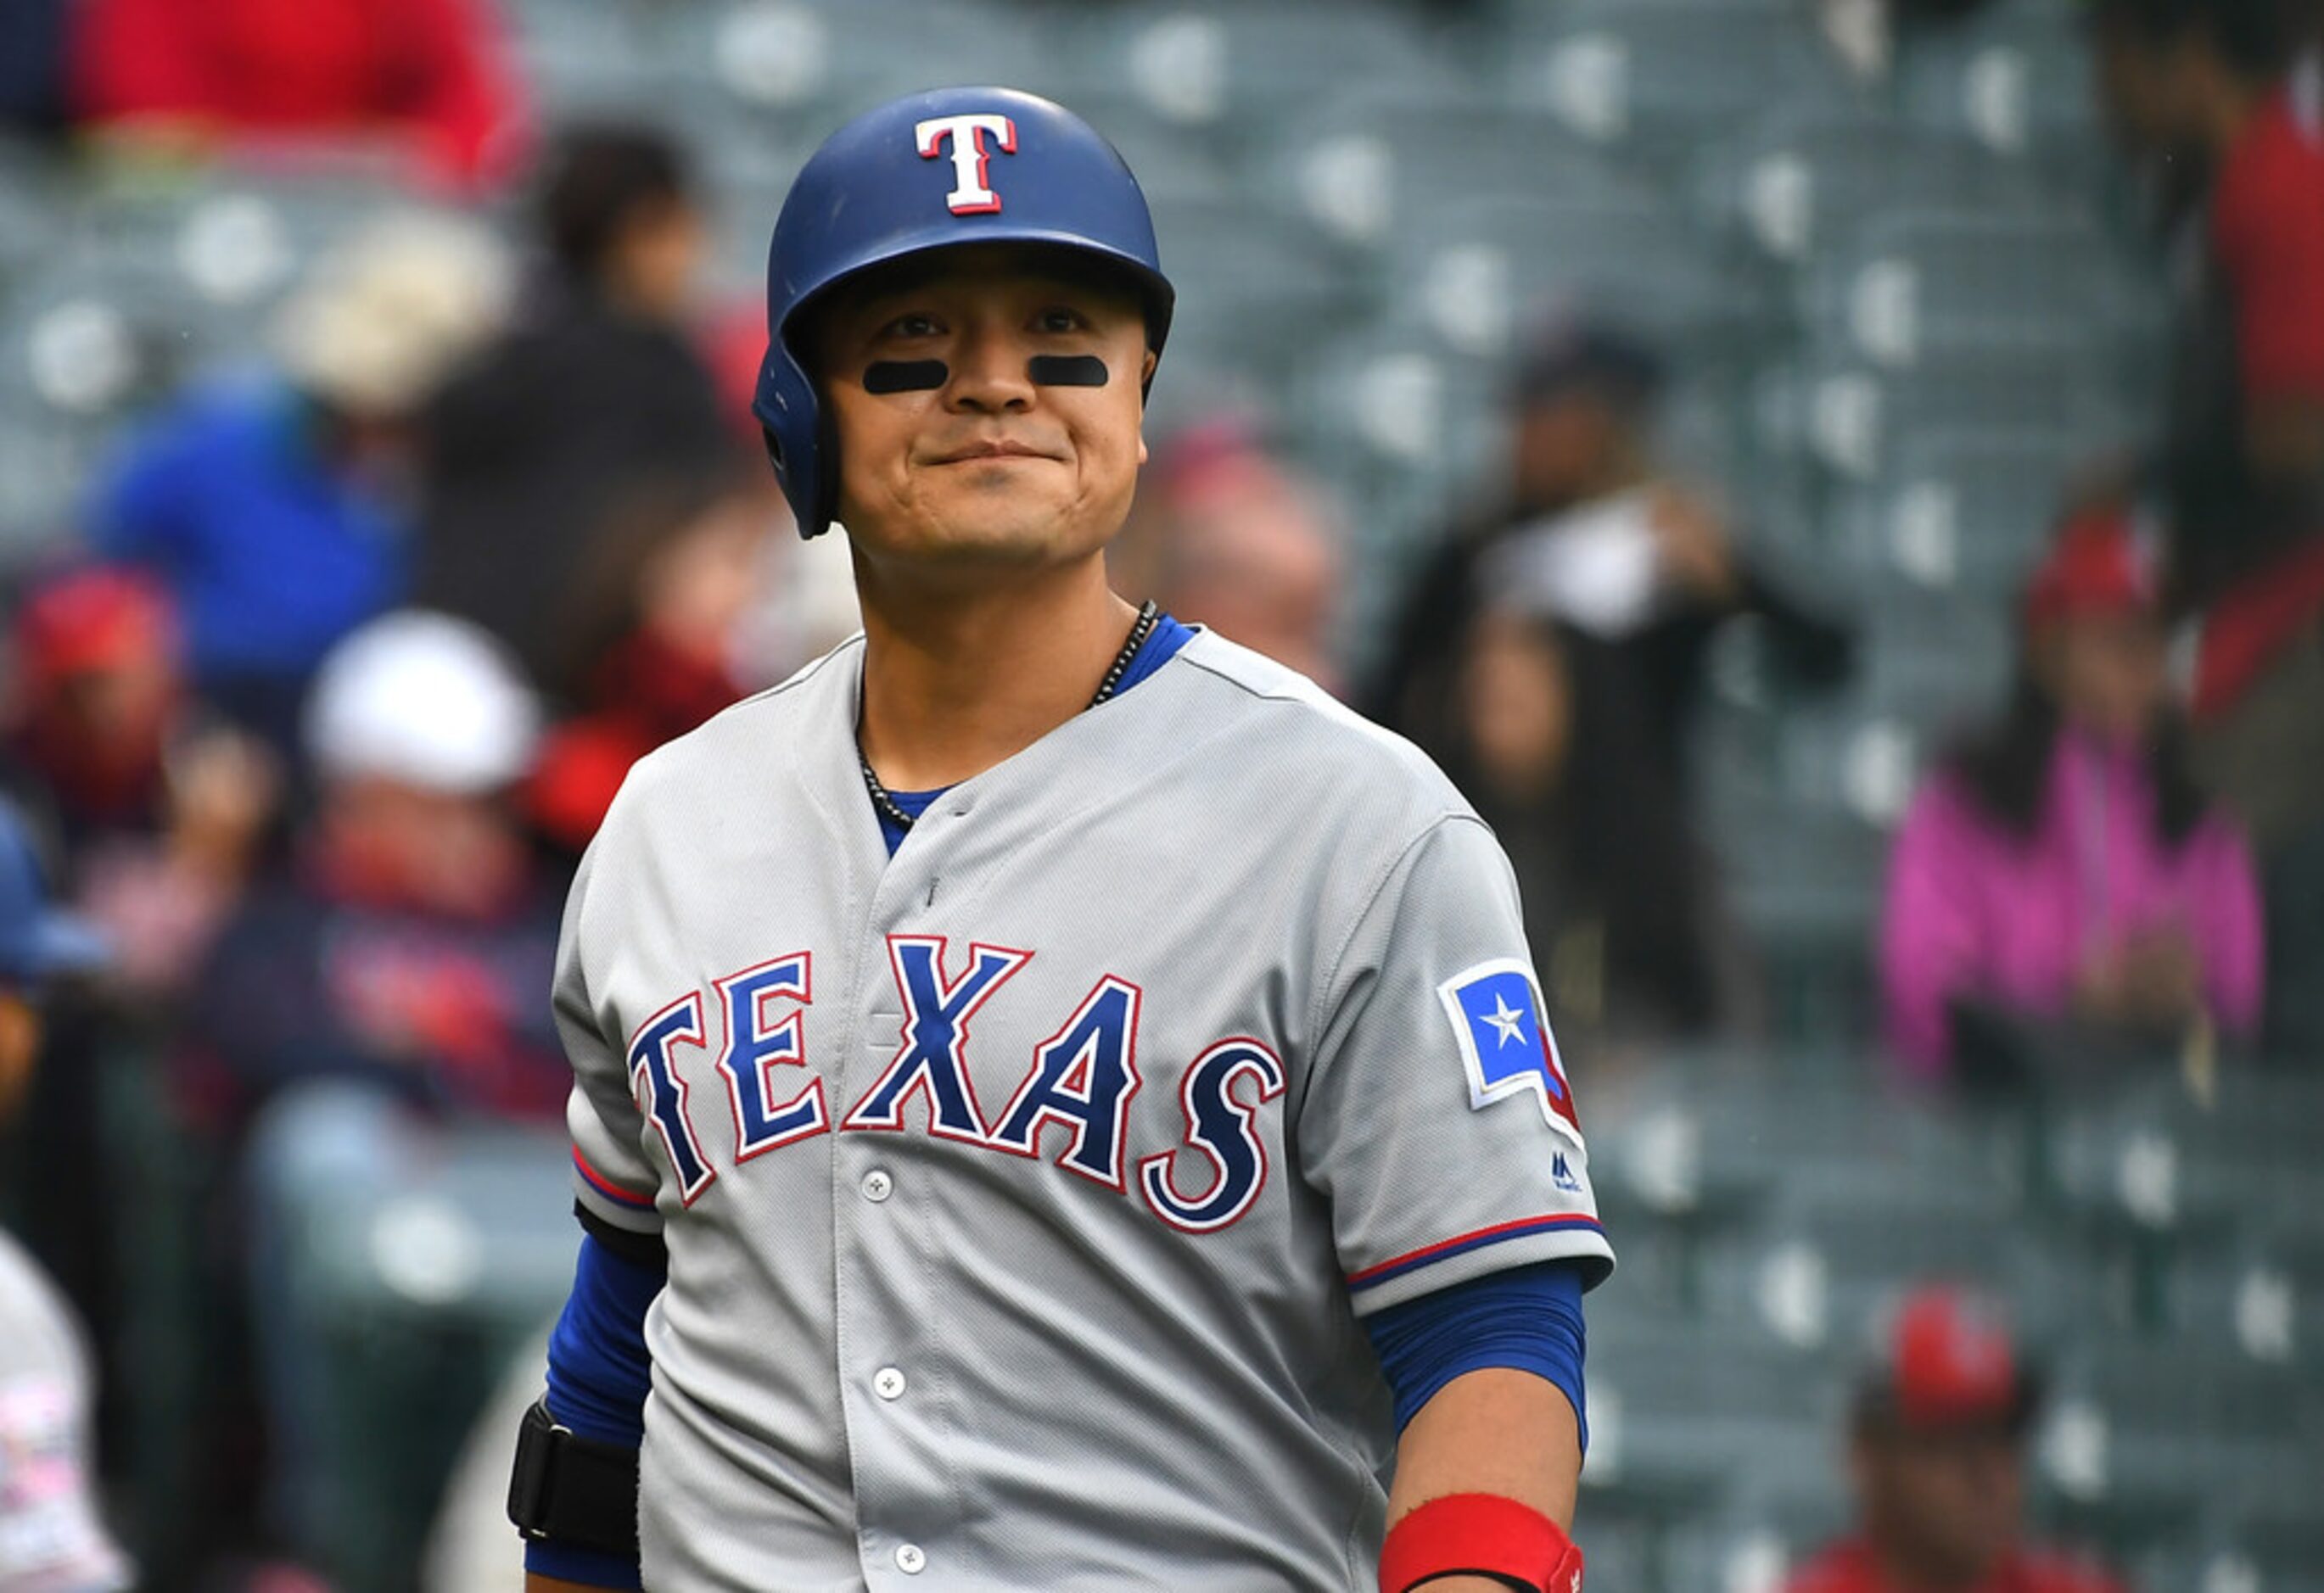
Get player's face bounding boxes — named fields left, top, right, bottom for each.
left=815, top=245, right=1156, bottom=577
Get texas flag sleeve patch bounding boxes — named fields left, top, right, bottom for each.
left=1436, top=958, right=1582, bottom=1140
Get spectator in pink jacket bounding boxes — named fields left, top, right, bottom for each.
left=1880, top=510, right=2265, bottom=1082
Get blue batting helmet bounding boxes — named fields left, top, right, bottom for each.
left=752, top=87, right=1175, bottom=539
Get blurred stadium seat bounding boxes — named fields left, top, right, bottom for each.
left=1261, top=97, right=1637, bottom=256
left=1397, top=192, right=1773, bottom=372
left=250, top=1104, right=574, bottom=1591
left=1494, top=0, right=1865, bottom=175
left=1692, top=109, right=2052, bottom=277
left=1897, top=0, right=2111, bottom=183
left=1063, top=0, right=1459, bottom=146
left=1802, top=209, right=2163, bottom=372
left=1755, top=349, right=2147, bottom=487
left=1829, top=429, right=2097, bottom=601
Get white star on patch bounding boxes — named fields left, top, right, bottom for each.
left=1482, top=995, right=1526, bottom=1048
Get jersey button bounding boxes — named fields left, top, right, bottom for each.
left=894, top=1544, right=927, bottom=1574
left=861, top=1169, right=893, bottom=1203
left=873, top=1366, right=907, bottom=1400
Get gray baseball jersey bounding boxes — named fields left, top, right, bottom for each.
left=559, top=629, right=1613, bottom=1590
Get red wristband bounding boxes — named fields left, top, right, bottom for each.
left=1379, top=1493, right=1585, bottom=1593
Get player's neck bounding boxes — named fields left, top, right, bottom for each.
left=854, top=555, right=1140, bottom=791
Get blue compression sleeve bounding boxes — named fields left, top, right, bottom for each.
left=529, top=1232, right=663, bottom=1587
left=1362, top=1260, right=1588, bottom=1448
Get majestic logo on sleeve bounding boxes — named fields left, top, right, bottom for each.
left=1438, top=959, right=1582, bottom=1138
left=915, top=114, right=1017, bottom=214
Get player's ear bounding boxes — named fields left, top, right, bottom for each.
left=1135, top=349, right=1157, bottom=467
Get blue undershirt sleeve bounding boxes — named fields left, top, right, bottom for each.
left=527, top=1232, right=663, bottom=1588
left=1361, top=1258, right=1588, bottom=1450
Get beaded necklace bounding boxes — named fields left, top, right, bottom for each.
left=858, top=601, right=1162, bottom=836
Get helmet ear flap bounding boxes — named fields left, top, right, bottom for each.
left=756, top=348, right=833, bottom=539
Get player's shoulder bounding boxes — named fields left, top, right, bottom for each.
left=1161, top=629, right=1472, bottom=826
left=595, top=635, right=860, bottom=832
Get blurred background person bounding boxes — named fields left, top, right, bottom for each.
left=2, top=564, right=280, bottom=1003
left=0, top=0, right=70, bottom=136
left=82, top=214, right=511, bottom=756
left=525, top=478, right=781, bottom=856
left=1373, top=316, right=1853, bottom=787
left=3, top=564, right=183, bottom=854
left=1113, top=422, right=1348, bottom=695
left=0, top=801, right=132, bottom=1592
left=417, top=121, right=748, bottom=694
left=2091, top=0, right=2324, bottom=853
left=171, top=611, right=560, bottom=1571
left=1442, top=605, right=1749, bottom=1058
left=1788, top=1286, right=2127, bottom=1593
left=188, top=610, right=563, bottom=1129
left=1879, top=511, right=2262, bottom=1084
left=64, top=0, right=527, bottom=192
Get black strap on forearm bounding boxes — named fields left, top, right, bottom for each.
left=507, top=1397, right=641, bottom=1557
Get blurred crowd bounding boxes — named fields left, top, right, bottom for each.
left=0, top=0, right=2316, bottom=1589
left=0, top=79, right=844, bottom=1585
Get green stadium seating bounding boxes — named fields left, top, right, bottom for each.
left=1493, top=0, right=1865, bottom=177
left=1802, top=209, right=2164, bottom=372
left=1063, top=0, right=1458, bottom=148
left=1692, top=109, right=2052, bottom=276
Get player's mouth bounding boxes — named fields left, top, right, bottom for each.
left=927, top=439, right=1061, bottom=465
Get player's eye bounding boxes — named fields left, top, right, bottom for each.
left=881, top=312, right=943, bottom=340
left=1033, top=306, right=1088, bottom=335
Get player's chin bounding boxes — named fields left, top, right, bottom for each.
left=903, top=500, right=1108, bottom=562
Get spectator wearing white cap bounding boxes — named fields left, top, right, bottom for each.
left=189, top=610, right=562, bottom=1124
left=85, top=214, right=511, bottom=752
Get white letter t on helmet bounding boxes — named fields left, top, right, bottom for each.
left=915, top=114, right=1018, bottom=215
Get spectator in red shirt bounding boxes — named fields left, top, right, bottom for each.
left=2092, top=0, right=2324, bottom=850
left=524, top=480, right=778, bottom=855
left=66, top=0, right=528, bottom=192
left=1789, top=1287, right=2131, bottom=1593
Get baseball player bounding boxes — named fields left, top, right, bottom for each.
left=511, top=87, right=1613, bottom=1592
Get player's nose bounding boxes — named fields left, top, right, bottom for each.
left=943, top=317, right=1036, bottom=414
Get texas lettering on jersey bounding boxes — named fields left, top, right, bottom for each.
left=621, top=933, right=1284, bottom=1229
